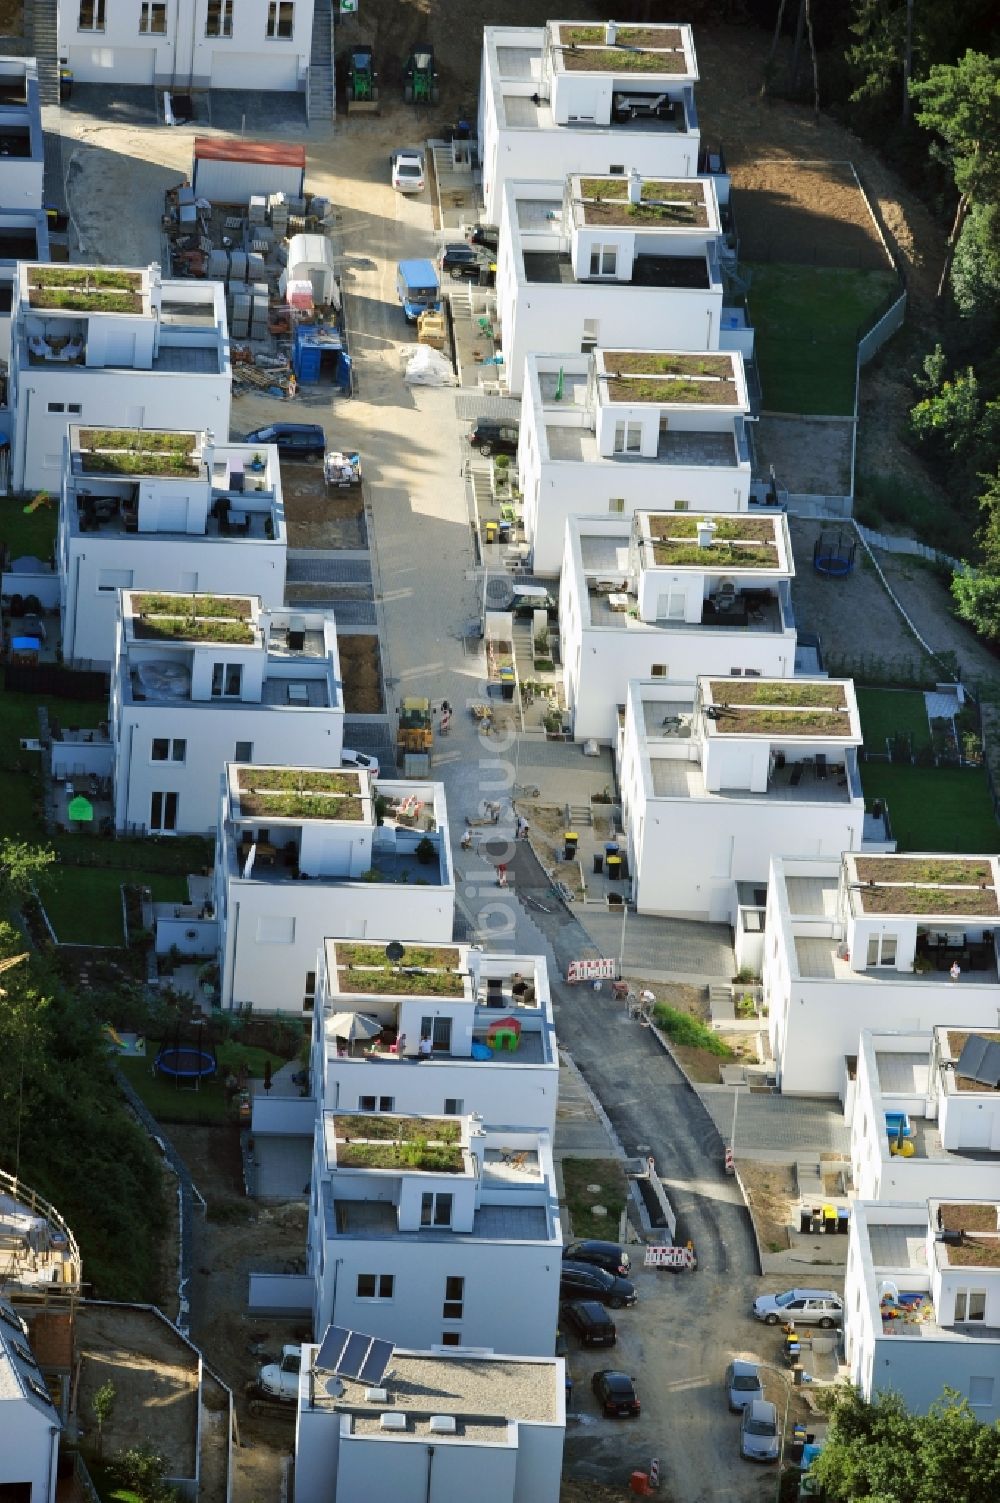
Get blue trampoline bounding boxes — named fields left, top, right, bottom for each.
left=813, top=530, right=856, bottom=578
left=155, top=1045, right=217, bottom=1081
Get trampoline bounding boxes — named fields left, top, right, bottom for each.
left=155, top=1045, right=217, bottom=1081
left=813, top=530, right=857, bottom=578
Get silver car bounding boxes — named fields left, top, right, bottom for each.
left=726, top=1359, right=763, bottom=1413
left=740, top=1398, right=780, bottom=1462
left=752, top=1288, right=844, bottom=1328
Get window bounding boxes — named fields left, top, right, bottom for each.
left=674, top=498, right=690, bottom=511
left=359, top=1095, right=377, bottom=1112
left=420, top=1192, right=453, bottom=1228
left=866, top=934, right=897, bottom=968
left=139, top=2, right=167, bottom=31
left=443, top=1276, right=464, bottom=1320
left=97, top=568, right=134, bottom=592
left=613, top=421, right=642, bottom=454
left=152, top=738, right=186, bottom=763
left=650, top=664, right=668, bottom=678
left=78, top=0, right=106, bottom=29
left=608, top=497, right=625, bottom=514
left=356, top=1274, right=394, bottom=1301
left=581, top=318, right=599, bottom=353
left=149, top=791, right=178, bottom=832
left=443, top=1098, right=463, bottom=1116
left=47, top=402, right=64, bottom=413
left=152, top=739, right=169, bottom=762
left=234, top=741, right=253, bottom=763
left=211, top=663, right=243, bottom=697
left=955, top=1290, right=986, bottom=1322
left=68, top=403, right=82, bottom=415
left=303, top=970, right=316, bottom=1013
left=609, top=164, right=624, bottom=175
left=266, top=1, right=294, bottom=37
left=440, top=1332, right=461, bottom=1346
left=206, top=0, right=233, bottom=35
left=589, top=243, right=618, bottom=277
left=358, top=1095, right=394, bottom=1112
left=256, top=915, right=295, bottom=944
left=969, top=1376, right=995, bottom=1408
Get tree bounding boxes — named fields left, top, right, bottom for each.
left=976, top=467, right=1000, bottom=571
left=910, top=51, right=1000, bottom=294
left=91, top=1379, right=116, bottom=1459
left=908, top=364, right=981, bottom=457
left=950, top=201, right=1000, bottom=319
left=107, top=1446, right=178, bottom=1503
left=0, top=838, right=55, bottom=909
left=951, top=569, right=1000, bottom=642
left=813, top=1385, right=1000, bottom=1502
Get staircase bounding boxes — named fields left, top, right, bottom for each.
left=512, top=619, right=535, bottom=684
left=33, top=0, right=59, bottom=107
left=469, top=459, right=492, bottom=519
left=308, top=1, right=334, bottom=123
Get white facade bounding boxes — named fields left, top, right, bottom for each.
left=8, top=264, right=231, bottom=493
left=294, top=1343, right=565, bottom=1503
left=307, top=1110, right=561, bottom=1352
left=618, top=676, right=866, bottom=923
left=559, top=512, right=798, bottom=742
left=58, top=427, right=286, bottom=668
left=0, top=59, right=44, bottom=211
left=764, top=854, right=1000, bottom=1096
left=312, top=944, right=559, bottom=1136
left=519, top=348, right=753, bottom=573
left=59, top=0, right=315, bottom=91
left=111, top=593, right=344, bottom=835
left=849, top=1028, right=1000, bottom=1203
left=215, top=779, right=455, bottom=1014
left=478, top=21, right=702, bottom=227
left=497, top=172, right=726, bottom=395
left=0, top=1299, right=61, bottom=1503
left=844, top=1198, right=1000, bottom=1424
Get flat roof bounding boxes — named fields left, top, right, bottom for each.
left=636, top=513, right=786, bottom=571
left=235, top=767, right=367, bottom=823
left=127, top=590, right=257, bottom=646
left=702, top=677, right=859, bottom=739
left=551, top=21, right=695, bottom=79
left=75, top=427, right=201, bottom=479
left=598, top=350, right=739, bottom=405
left=575, top=176, right=710, bottom=229
left=848, top=854, right=999, bottom=918
left=314, top=1349, right=559, bottom=1427
left=25, top=264, right=144, bottom=315
left=193, top=136, right=305, bottom=166
left=327, top=941, right=468, bottom=998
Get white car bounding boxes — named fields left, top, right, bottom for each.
left=391, top=148, right=425, bottom=193
left=342, top=749, right=380, bottom=778
left=259, top=1345, right=300, bottom=1402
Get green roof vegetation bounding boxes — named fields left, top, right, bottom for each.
left=335, top=1115, right=461, bottom=1144
left=131, top=592, right=251, bottom=618
left=133, top=616, right=255, bottom=645
left=645, top=514, right=780, bottom=567
left=30, top=266, right=142, bottom=291
left=713, top=707, right=852, bottom=736
left=237, top=768, right=361, bottom=795
left=854, top=857, right=992, bottom=885
left=337, top=943, right=461, bottom=970
left=606, top=375, right=737, bottom=404
left=334, top=942, right=466, bottom=997
left=558, top=25, right=684, bottom=49
left=78, top=429, right=200, bottom=478
left=335, top=1139, right=466, bottom=1173
left=580, top=178, right=703, bottom=203
left=649, top=541, right=778, bottom=568
left=709, top=681, right=846, bottom=709
left=858, top=885, right=999, bottom=916
left=239, top=791, right=366, bottom=822
left=648, top=515, right=776, bottom=543
left=578, top=179, right=708, bottom=227
left=939, top=1201, right=999, bottom=1234
left=942, top=1237, right=1000, bottom=1268
left=561, top=46, right=688, bottom=74
left=28, top=268, right=144, bottom=314
left=603, top=352, right=733, bottom=378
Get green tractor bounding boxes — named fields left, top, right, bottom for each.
left=345, top=45, right=380, bottom=113
left=403, top=45, right=440, bottom=105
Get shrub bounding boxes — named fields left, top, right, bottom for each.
left=651, top=1003, right=732, bottom=1057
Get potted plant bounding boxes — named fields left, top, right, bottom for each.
left=415, top=835, right=436, bottom=866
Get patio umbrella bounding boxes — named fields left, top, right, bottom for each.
left=67, top=795, right=94, bottom=823
left=328, top=1011, right=382, bottom=1044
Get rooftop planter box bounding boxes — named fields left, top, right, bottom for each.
left=132, top=592, right=250, bottom=619
left=709, top=681, right=846, bottom=709
left=854, top=857, right=992, bottom=886
left=133, top=616, right=255, bottom=645
left=237, top=768, right=361, bottom=796
left=335, top=1114, right=461, bottom=1144
left=240, top=791, right=366, bottom=822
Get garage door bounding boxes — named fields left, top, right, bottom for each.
left=68, top=45, right=155, bottom=84
left=210, top=50, right=298, bottom=90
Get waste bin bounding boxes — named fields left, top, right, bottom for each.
left=593, top=853, right=604, bottom=874
left=800, top=1208, right=812, bottom=1235
left=838, top=1208, right=850, bottom=1234
left=607, top=854, right=623, bottom=880
left=563, top=831, right=578, bottom=860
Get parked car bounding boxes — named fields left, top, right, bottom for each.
left=560, top=1300, right=617, bottom=1348
left=341, top=749, right=380, bottom=777
left=258, top=1344, right=301, bottom=1402
left=467, top=224, right=499, bottom=252
left=563, top=1240, right=631, bottom=1278
left=243, top=423, right=326, bottom=460
left=468, top=419, right=519, bottom=457
left=725, top=1359, right=763, bottom=1413
left=592, top=1369, right=641, bottom=1418
left=559, top=1261, right=637, bottom=1308
left=752, top=1289, right=844, bottom=1328
left=391, top=148, right=425, bottom=193
left=740, top=1399, right=780, bottom=1462
left=439, top=243, right=489, bottom=280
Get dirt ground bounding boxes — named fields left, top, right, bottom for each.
left=338, top=633, right=384, bottom=712
left=75, top=1304, right=200, bottom=1475
left=279, top=462, right=368, bottom=550
left=756, top=415, right=853, bottom=494
left=737, top=1161, right=796, bottom=1254
left=736, top=161, right=891, bottom=270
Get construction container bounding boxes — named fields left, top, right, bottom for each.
left=192, top=137, right=306, bottom=205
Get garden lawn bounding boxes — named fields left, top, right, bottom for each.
left=861, top=764, right=998, bottom=852
left=117, top=1040, right=291, bottom=1125
left=0, top=495, right=57, bottom=562
left=855, top=687, right=931, bottom=755
left=38, top=867, right=188, bottom=947
left=561, top=1158, right=628, bottom=1242
left=747, top=263, right=899, bottom=416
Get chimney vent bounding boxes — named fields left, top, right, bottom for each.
left=628, top=169, right=642, bottom=206
left=605, top=21, right=618, bottom=46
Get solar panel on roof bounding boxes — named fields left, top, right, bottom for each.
left=338, top=1331, right=372, bottom=1381
left=26, top=1375, right=52, bottom=1406
left=956, top=1035, right=1000, bottom=1088
left=316, top=1324, right=352, bottom=1372
left=358, top=1338, right=394, bottom=1387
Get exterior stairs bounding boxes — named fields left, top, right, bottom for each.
left=33, top=0, right=59, bottom=106
left=308, top=2, right=334, bottom=123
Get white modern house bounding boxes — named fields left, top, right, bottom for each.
left=0, top=1298, right=61, bottom=1503
left=214, top=775, right=455, bottom=1015
left=559, top=511, right=798, bottom=742
left=110, top=592, right=344, bottom=835
left=519, top=348, right=753, bottom=573
left=7, top=264, right=231, bottom=493
left=763, top=853, right=1000, bottom=1096
left=59, top=0, right=316, bottom=92
left=617, top=676, right=866, bottom=923
left=297, top=1109, right=562, bottom=1354
left=844, top=1197, right=1000, bottom=1424
left=293, top=1339, right=565, bottom=1503
left=0, top=59, right=43, bottom=212
left=478, top=20, right=703, bottom=227
left=497, top=170, right=728, bottom=395
left=849, top=1027, right=1000, bottom=1203
left=58, top=426, right=286, bottom=668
